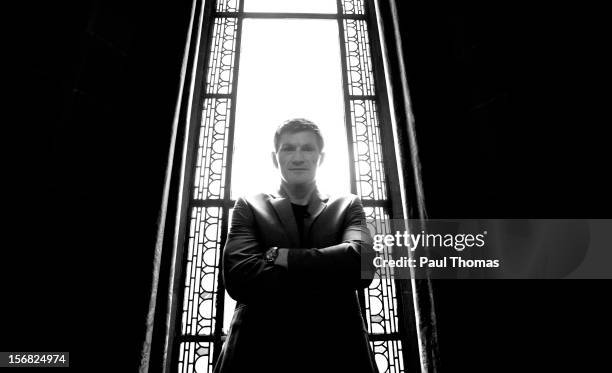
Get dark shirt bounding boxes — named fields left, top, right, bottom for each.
left=291, top=203, right=309, bottom=246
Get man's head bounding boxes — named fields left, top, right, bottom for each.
left=272, top=118, right=325, bottom=187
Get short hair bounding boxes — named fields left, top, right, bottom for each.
left=273, top=118, right=324, bottom=152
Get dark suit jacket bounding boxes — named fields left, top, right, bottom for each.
left=213, top=189, right=379, bottom=373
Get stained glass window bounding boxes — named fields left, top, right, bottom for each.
left=171, top=1, right=413, bottom=372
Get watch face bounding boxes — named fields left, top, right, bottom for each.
left=266, top=247, right=277, bottom=262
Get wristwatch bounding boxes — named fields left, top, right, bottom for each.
left=264, top=246, right=279, bottom=263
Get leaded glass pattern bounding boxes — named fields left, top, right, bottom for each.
left=205, top=17, right=239, bottom=95
left=177, top=1, right=242, bottom=369
left=178, top=342, right=215, bottom=373
left=343, top=19, right=375, bottom=96
left=216, top=0, right=240, bottom=12
left=194, top=98, right=231, bottom=200
left=341, top=0, right=365, bottom=14
left=364, top=207, right=399, bottom=334
left=222, top=209, right=237, bottom=334
left=367, top=275, right=400, bottom=334
left=181, top=207, right=223, bottom=336
left=371, top=340, right=405, bottom=373
left=364, top=206, right=390, bottom=235
left=350, top=99, right=387, bottom=200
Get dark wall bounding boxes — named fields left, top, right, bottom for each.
left=394, top=2, right=611, bottom=371
left=399, top=3, right=609, bottom=219
left=6, top=0, right=192, bottom=370
left=5, top=0, right=609, bottom=371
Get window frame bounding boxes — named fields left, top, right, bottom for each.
left=154, top=1, right=428, bottom=372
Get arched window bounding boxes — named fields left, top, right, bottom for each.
left=141, top=1, right=437, bottom=372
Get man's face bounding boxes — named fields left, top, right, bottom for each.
left=272, top=131, right=324, bottom=187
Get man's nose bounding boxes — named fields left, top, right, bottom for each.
left=292, top=150, right=305, bottom=162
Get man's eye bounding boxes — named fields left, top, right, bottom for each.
left=281, top=146, right=295, bottom=151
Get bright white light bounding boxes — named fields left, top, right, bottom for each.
left=231, top=18, right=350, bottom=198
left=244, top=0, right=337, bottom=13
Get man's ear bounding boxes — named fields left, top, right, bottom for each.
left=271, top=151, right=279, bottom=169
left=318, top=152, right=325, bottom=166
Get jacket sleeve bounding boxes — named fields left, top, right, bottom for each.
left=222, top=197, right=289, bottom=304
left=286, top=196, right=377, bottom=291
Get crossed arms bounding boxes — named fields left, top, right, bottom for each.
left=222, top=196, right=376, bottom=304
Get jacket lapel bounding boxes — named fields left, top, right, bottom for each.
left=268, top=188, right=329, bottom=248
left=269, top=196, right=300, bottom=248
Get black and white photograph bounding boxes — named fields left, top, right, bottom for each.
left=3, top=0, right=611, bottom=371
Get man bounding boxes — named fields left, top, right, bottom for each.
left=213, top=119, right=378, bottom=373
